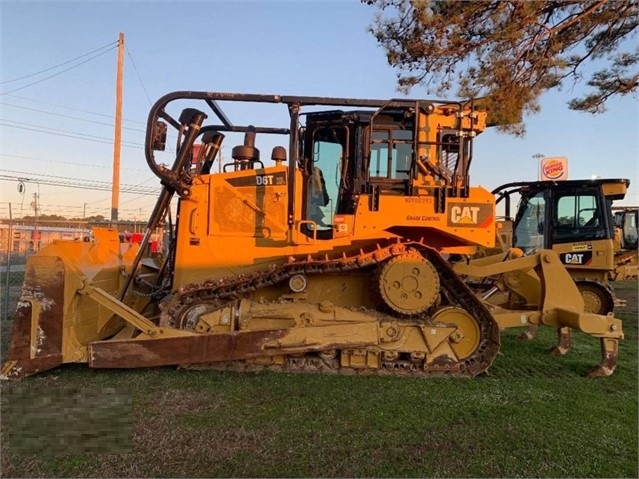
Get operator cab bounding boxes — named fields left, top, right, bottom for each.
left=300, top=105, right=472, bottom=239
left=300, top=109, right=418, bottom=239
left=494, top=179, right=630, bottom=254
left=145, top=93, right=486, bottom=249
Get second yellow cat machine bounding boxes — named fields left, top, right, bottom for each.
left=488, top=178, right=632, bottom=314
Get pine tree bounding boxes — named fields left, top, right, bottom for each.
left=365, top=0, right=638, bottom=134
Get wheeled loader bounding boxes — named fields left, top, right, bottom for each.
left=0, top=92, right=623, bottom=380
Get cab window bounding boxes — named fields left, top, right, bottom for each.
left=622, top=212, right=638, bottom=249
left=370, top=129, right=412, bottom=180
left=305, top=126, right=345, bottom=231
left=552, top=192, right=606, bottom=243
left=514, top=191, right=545, bottom=253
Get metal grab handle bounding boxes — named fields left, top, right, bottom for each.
left=120, top=109, right=207, bottom=301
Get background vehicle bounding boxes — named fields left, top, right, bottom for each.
left=611, top=206, right=638, bottom=280
left=1, top=92, right=622, bottom=380
left=492, top=179, right=631, bottom=314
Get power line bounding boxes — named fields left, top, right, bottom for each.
left=0, top=172, right=159, bottom=195
left=4, top=94, right=146, bottom=124
left=120, top=189, right=158, bottom=206
left=88, top=176, right=160, bottom=205
left=1, top=153, right=148, bottom=172
left=32, top=203, right=155, bottom=213
left=0, top=120, right=144, bottom=148
left=1, top=46, right=118, bottom=96
left=32, top=204, right=153, bottom=210
left=0, top=103, right=146, bottom=132
left=125, top=46, right=154, bottom=107
left=0, top=201, right=157, bottom=219
left=1, top=41, right=117, bottom=84
left=1, top=168, right=152, bottom=186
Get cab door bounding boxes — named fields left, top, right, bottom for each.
left=548, top=187, right=614, bottom=274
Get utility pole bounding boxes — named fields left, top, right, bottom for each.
left=31, top=192, right=39, bottom=251
left=533, top=153, right=545, bottom=181
left=111, top=32, right=124, bottom=223
left=4, top=203, right=12, bottom=320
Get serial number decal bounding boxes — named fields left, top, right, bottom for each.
left=404, top=197, right=434, bottom=204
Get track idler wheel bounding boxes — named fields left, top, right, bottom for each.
left=431, top=307, right=481, bottom=360
left=377, top=251, right=440, bottom=315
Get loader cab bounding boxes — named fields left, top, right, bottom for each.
left=495, top=178, right=629, bottom=269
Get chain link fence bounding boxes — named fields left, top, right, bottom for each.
left=1, top=251, right=31, bottom=321
left=1, top=211, right=90, bottom=321
left=1, top=208, right=167, bottom=323
left=1, top=231, right=166, bottom=322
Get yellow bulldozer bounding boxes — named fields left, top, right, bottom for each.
left=611, top=206, right=638, bottom=281
left=0, top=92, right=623, bottom=380
left=486, top=178, right=632, bottom=315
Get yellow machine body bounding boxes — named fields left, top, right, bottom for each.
left=611, top=206, right=638, bottom=281
left=0, top=92, right=623, bottom=380
left=488, top=178, right=633, bottom=315
left=173, top=165, right=495, bottom=288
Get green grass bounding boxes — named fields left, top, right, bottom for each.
left=1, top=283, right=637, bottom=478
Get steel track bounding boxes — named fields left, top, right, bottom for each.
left=159, top=240, right=501, bottom=377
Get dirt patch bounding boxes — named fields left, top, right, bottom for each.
left=1, top=385, right=270, bottom=478
left=107, top=389, right=270, bottom=477
left=3, top=386, right=132, bottom=454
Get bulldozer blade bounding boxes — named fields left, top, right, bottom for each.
left=1, top=256, right=67, bottom=379
left=88, top=331, right=289, bottom=369
left=87, top=328, right=375, bottom=369
left=1, top=228, right=140, bottom=380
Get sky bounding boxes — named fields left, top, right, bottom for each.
left=1, top=0, right=638, bottom=221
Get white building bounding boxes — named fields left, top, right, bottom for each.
left=0, top=224, right=92, bottom=256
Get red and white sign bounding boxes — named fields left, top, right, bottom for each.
left=191, top=144, right=202, bottom=164
left=540, top=157, right=568, bottom=181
